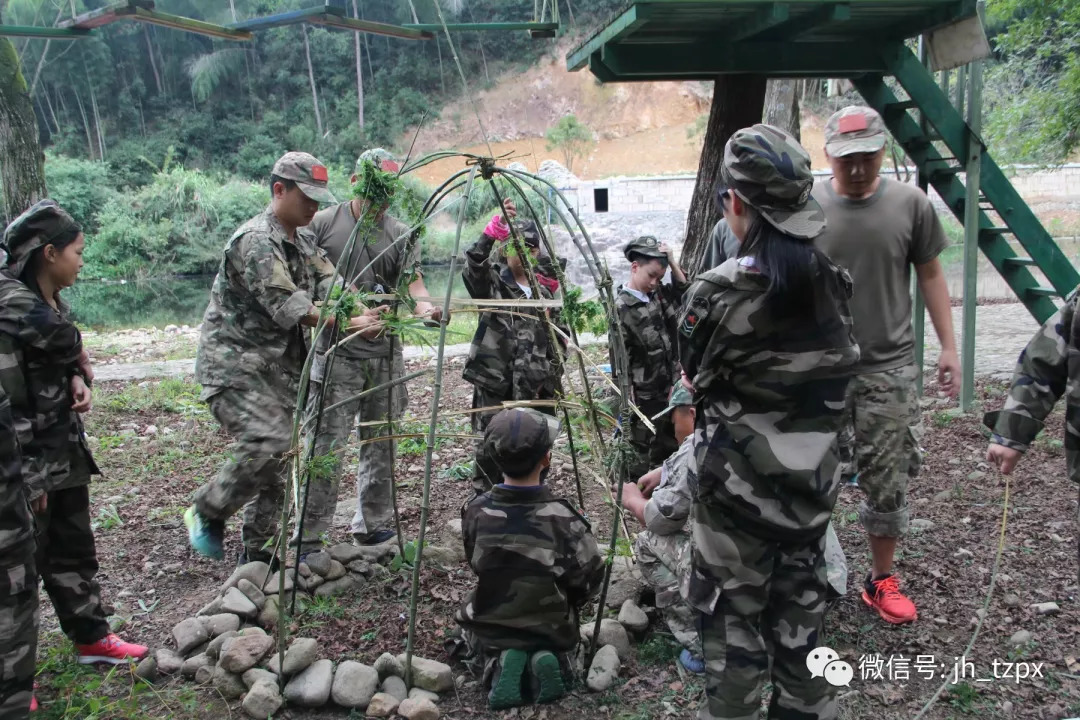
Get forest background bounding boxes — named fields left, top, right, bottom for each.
left=4, top=0, right=1077, bottom=280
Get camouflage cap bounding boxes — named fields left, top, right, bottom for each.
left=483, top=408, right=560, bottom=478
left=824, top=106, right=886, bottom=157
left=271, top=151, right=337, bottom=204
left=651, top=379, right=693, bottom=420
left=1, top=199, right=82, bottom=277
left=623, top=235, right=666, bottom=261
left=355, top=148, right=400, bottom=174
left=509, top=219, right=541, bottom=249
left=720, top=123, right=825, bottom=240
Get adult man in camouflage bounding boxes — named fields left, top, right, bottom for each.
left=456, top=408, right=605, bottom=709
left=186, top=152, right=384, bottom=563
left=0, top=385, right=36, bottom=718
left=300, top=149, right=442, bottom=548
left=679, top=125, right=859, bottom=720
left=984, top=288, right=1080, bottom=481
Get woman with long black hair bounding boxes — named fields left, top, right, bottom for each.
left=0, top=201, right=147, bottom=674
left=678, top=125, right=860, bottom=720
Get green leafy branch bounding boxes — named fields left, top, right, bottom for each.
left=561, top=286, right=607, bottom=335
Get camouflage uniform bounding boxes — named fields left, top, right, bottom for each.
left=195, top=153, right=338, bottom=558
left=462, top=222, right=565, bottom=493
left=0, top=201, right=109, bottom=648
left=0, top=385, right=37, bottom=720
left=615, top=236, right=687, bottom=480
left=678, top=125, right=859, bottom=720
left=985, top=288, right=1080, bottom=479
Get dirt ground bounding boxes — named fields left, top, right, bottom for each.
left=31, top=359, right=1080, bottom=719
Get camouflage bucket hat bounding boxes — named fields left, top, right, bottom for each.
left=1, top=199, right=82, bottom=277
left=624, top=235, right=667, bottom=261
left=651, top=380, right=693, bottom=420
left=825, top=106, right=886, bottom=157
left=272, top=151, right=337, bottom=204
left=355, top=148, right=400, bottom=175
left=484, top=408, right=560, bottom=478
left=510, top=219, right=541, bottom=249
left=720, top=123, right=825, bottom=240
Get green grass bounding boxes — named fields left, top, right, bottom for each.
left=99, top=379, right=205, bottom=415
left=637, top=634, right=681, bottom=667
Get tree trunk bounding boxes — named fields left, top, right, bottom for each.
left=42, top=85, right=60, bottom=132
left=435, top=35, right=446, bottom=94
left=28, top=2, right=67, bottom=95
left=763, top=78, right=800, bottom=141
left=302, top=24, right=323, bottom=137
left=143, top=26, right=163, bottom=95
left=72, top=87, right=95, bottom=159
left=681, top=75, right=767, bottom=277
left=353, top=0, right=364, bottom=130
left=0, top=30, right=47, bottom=224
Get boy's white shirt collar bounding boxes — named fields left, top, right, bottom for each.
left=624, top=287, right=650, bottom=303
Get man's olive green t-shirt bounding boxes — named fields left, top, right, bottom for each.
left=813, top=177, right=948, bottom=374
left=308, top=202, right=421, bottom=359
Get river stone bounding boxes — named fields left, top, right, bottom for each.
left=196, top=596, right=224, bottom=617
left=445, top=518, right=463, bottom=539
left=205, top=630, right=238, bottom=660
left=135, top=656, right=157, bottom=681
left=236, top=578, right=266, bottom=610
left=380, top=675, right=408, bottom=701
left=220, top=587, right=258, bottom=618
left=261, top=571, right=294, bottom=594
left=222, top=561, right=271, bottom=593
left=398, top=697, right=440, bottom=720
left=284, top=658, right=334, bottom=707
left=181, top=653, right=211, bottom=680
left=1009, top=629, right=1033, bottom=646
left=580, top=619, right=631, bottom=661
left=374, top=652, right=404, bottom=679
left=243, top=667, right=278, bottom=689
left=315, top=575, right=358, bottom=597
left=587, top=645, right=621, bottom=692
left=219, top=633, right=274, bottom=674
left=325, top=559, right=347, bottom=581
left=909, top=518, right=935, bottom=533
left=366, top=692, right=400, bottom=717
left=424, top=544, right=466, bottom=568
left=331, top=660, right=379, bottom=709
left=154, top=648, right=185, bottom=675
left=172, top=617, right=208, bottom=655
left=328, top=543, right=365, bottom=564
left=194, top=664, right=214, bottom=684
left=212, top=665, right=247, bottom=700
left=304, top=551, right=333, bottom=577
left=409, top=688, right=440, bottom=703
left=258, top=595, right=280, bottom=628
left=298, top=573, right=325, bottom=592
left=618, top=599, right=649, bottom=633
left=202, top=612, right=241, bottom=637
left=346, top=559, right=371, bottom=575
left=396, top=655, right=453, bottom=693
left=1032, top=601, right=1061, bottom=616
left=605, top=555, right=645, bottom=608
left=280, top=637, right=319, bottom=677
left=242, top=679, right=283, bottom=720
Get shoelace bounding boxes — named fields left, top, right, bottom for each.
left=872, top=575, right=902, bottom=600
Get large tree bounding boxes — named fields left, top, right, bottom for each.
left=763, top=78, right=800, bottom=141
left=681, top=75, right=767, bottom=277
left=0, top=4, right=47, bottom=224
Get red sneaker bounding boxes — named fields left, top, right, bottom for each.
left=75, top=634, right=149, bottom=664
left=862, top=574, right=918, bottom=624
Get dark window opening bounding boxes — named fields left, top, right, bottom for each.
left=594, top=188, right=609, bottom=213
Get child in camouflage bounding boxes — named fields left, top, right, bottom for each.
left=454, top=408, right=605, bottom=709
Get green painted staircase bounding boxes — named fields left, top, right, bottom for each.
left=853, top=45, right=1079, bottom=324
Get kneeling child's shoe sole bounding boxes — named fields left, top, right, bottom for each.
left=489, top=649, right=528, bottom=710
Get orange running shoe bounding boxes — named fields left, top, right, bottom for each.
left=862, top=574, right=918, bottom=624
left=75, top=634, right=149, bottom=665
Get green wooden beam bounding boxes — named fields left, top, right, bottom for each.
left=403, top=21, right=558, bottom=32
left=567, top=4, right=651, bottom=71
left=0, top=25, right=90, bottom=39
left=725, top=3, right=790, bottom=42
left=759, top=2, right=850, bottom=40
left=598, top=41, right=887, bottom=78
left=60, top=0, right=251, bottom=40
left=59, top=0, right=152, bottom=29
left=229, top=6, right=327, bottom=32
left=311, top=13, right=431, bottom=40
left=588, top=53, right=619, bottom=83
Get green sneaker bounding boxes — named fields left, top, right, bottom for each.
left=529, top=650, right=567, bottom=704
left=184, top=506, right=225, bottom=560
left=488, top=649, right=528, bottom=710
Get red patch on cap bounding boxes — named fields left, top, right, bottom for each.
left=382, top=160, right=400, bottom=173
left=838, top=114, right=869, bottom=133
left=311, top=164, right=328, bottom=182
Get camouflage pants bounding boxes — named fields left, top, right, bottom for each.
left=37, top=485, right=109, bottom=644
left=627, top=398, right=676, bottom=483
left=689, top=504, right=836, bottom=720
left=460, top=628, right=580, bottom=689
left=634, top=530, right=701, bottom=656
left=0, top=562, right=37, bottom=720
left=846, top=364, right=923, bottom=538
left=299, top=352, right=407, bottom=547
left=195, top=368, right=296, bottom=556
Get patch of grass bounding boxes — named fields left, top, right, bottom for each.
left=932, top=410, right=955, bottom=428
left=99, top=379, right=204, bottom=415
left=946, top=681, right=979, bottom=713
left=637, top=634, right=680, bottom=667
left=441, top=460, right=473, bottom=481
left=91, top=505, right=123, bottom=532
left=305, top=594, right=346, bottom=619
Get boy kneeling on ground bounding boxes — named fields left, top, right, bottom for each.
left=455, top=408, right=605, bottom=709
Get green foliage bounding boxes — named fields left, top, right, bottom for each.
left=91, top=505, right=124, bottom=532
left=636, top=634, right=681, bottom=666
left=561, top=286, right=608, bottom=335
left=545, top=114, right=593, bottom=172
left=946, top=681, right=980, bottom=713
left=99, top=379, right=204, bottom=415
left=45, top=155, right=117, bottom=232
left=390, top=539, right=426, bottom=572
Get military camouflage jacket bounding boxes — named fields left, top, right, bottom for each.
left=986, top=289, right=1080, bottom=483
left=615, top=281, right=687, bottom=404
left=461, top=232, right=566, bottom=399
left=0, top=384, right=35, bottom=584
left=0, top=272, right=99, bottom=499
left=196, top=206, right=338, bottom=393
left=455, top=485, right=605, bottom=652
left=678, top=256, right=859, bottom=540
left=644, top=435, right=696, bottom=536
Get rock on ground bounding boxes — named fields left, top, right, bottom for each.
left=408, top=688, right=440, bottom=703
left=261, top=571, right=294, bottom=594
left=396, top=655, right=454, bottom=693
left=1009, top=630, right=1033, bottom=646
left=374, top=652, right=404, bottom=679
left=284, top=658, right=334, bottom=708
left=258, top=595, right=280, bottom=628
left=194, top=664, right=214, bottom=684
left=172, top=617, right=208, bottom=655
left=365, top=692, right=401, bottom=717
left=242, top=679, right=283, bottom=720
left=380, top=675, right=408, bottom=701
left=331, top=660, right=379, bottom=709
left=398, top=697, right=440, bottom=720
left=242, top=667, right=278, bottom=689
left=220, top=587, right=258, bottom=618
left=212, top=666, right=247, bottom=700
left=325, top=559, right=347, bottom=580
left=304, top=551, right=332, bottom=577
left=587, top=645, right=621, bottom=692
left=219, top=633, right=274, bottom=674
left=181, top=653, right=211, bottom=680
left=135, top=656, right=157, bottom=681
left=1032, top=602, right=1060, bottom=616
left=580, top=619, right=632, bottom=661
left=445, top=518, right=463, bottom=539
left=196, top=597, right=224, bottom=617
left=222, top=561, right=271, bottom=593
left=605, top=555, right=646, bottom=608
left=282, top=637, right=320, bottom=676
left=315, top=575, right=359, bottom=597
left=205, top=630, right=238, bottom=659
left=424, top=544, right=466, bottom=567
left=618, top=599, right=649, bottom=633
left=236, top=578, right=267, bottom=610
left=201, top=612, right=241, bottom=637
